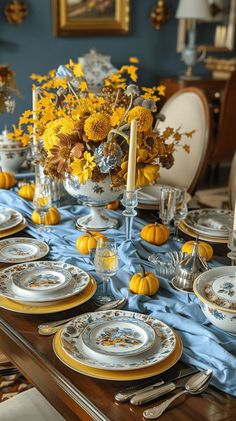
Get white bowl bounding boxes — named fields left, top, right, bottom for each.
left=0, top=146, right=29, bottom=174
left=193, top=266, right=236, bottom=334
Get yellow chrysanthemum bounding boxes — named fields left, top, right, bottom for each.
left=128, top=106, right=153, bottom=132
left=70, top=151, right=96, bottom=184
left=43, top=117, right=75, bottom=152
left=118, top=161, right=159, bottom=187
left=84, top=112, right=111, bottom=141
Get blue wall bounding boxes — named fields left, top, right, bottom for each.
left=0, top=0, right=235, bottom=128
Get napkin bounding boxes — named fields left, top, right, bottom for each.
left=0, top=189, right=235, bottom=396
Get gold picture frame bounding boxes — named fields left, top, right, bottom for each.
left=53, top=0, right=130, bottom=36
left=177, top=0, right=236, bottom=52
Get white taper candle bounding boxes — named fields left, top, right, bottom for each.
left=126, top=119, right=137, bottom=192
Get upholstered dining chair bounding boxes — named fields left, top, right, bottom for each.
left=157, top=87, right=210, bottom=193
left=0, top=388, right=65, bottom=420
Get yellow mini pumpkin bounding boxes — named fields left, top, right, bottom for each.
left=18, top=183, right=35, bottom=201
left=129, top=265, right=159, bottom=296
left=76, top=232, right=108, bottom=254
left=32, top=207, right=61, bottom=225
left=106, top=200, right=120, bottom=210
left=182, top=240, right=213, bottom=261
left=140, top=223, right=169, bottom=245
left=0, top=171, right=15, bottom=189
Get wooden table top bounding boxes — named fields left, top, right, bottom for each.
left=0, top=223, right=236, bottom=420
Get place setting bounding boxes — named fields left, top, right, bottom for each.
left=0, top=261, right=96, bottom=314
left=0, top=237, right=49, bottom=263
left=0, top=206, right=27, bottom=238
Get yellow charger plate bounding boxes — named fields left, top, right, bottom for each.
left=0, top=220, right=27, bottom=239
left=179, top=221, right=228, bottom=244
left=53, top=330, right=182, bottom=381
left=0, top=277, right=96, bottom=314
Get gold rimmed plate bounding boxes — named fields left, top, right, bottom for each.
left=0, top=219, right=27, bottom=239
left=0, top=208, right=23, bottom=232
left=179, top=221, right=228, bottom=244
left=53, top=330, right=182, bottom=381
left=0, top=277, right=96, bottom=314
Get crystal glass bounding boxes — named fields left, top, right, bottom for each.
left=228, top=228, right=236, bottom=265
left=122, top=190, right=138, bottom=240
left=33, top=177, right=52, bottom=232
left=173, top=187, right=188, bottom=241
left=94, top=238, right=118, bottom=305
left=159, top=187, right=176, bottom=226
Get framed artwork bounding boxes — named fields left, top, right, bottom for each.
left=177, top=0, right=236, bottom=52
left=52, top=0, right=130, bottom=36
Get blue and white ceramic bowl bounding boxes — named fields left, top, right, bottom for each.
left=193, top=266, right=236, bottom=334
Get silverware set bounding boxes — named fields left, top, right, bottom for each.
left=115, top=369, right=212, bottom=419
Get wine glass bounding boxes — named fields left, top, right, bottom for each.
left=94, top=238, right=118, bottom=305
left=33, top=177, right=52, bottom=232
left=159, top=187, right=176, bottom=227
left=173, top=187, right=188, bottom=241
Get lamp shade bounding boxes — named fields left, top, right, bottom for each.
left=176, top=0, right=211, bottom=21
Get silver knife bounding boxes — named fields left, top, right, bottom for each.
left=114, top=368, right=197, bottom=403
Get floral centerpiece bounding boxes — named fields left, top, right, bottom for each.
left=9, top=58, right=194, bottom=230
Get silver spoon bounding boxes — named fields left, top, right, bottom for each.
left=38, top=297, right=127, bottom=336
left=143, top=369, right=212, bottom=419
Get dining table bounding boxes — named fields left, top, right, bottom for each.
left=0, top=191, right=236, bottom=421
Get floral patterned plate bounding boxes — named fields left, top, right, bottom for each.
left=0, top=238, right=49, bottom=263
left=61, top=310, right=176, bottom=371
left=184, top=209, right=233, bottom=238
left=0, top=261, right=90, bottom=304
left=0, top=208, right=23, bottom=232
left=81, top=317, right=156, bottom=357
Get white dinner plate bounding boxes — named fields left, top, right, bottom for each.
left=0, top=238, right=49, bottom=263
left=0, top=261, right=90, bottom=304
left=0, top=207, right=23, bottom=232
left=61, top=310, right=176, bottom=371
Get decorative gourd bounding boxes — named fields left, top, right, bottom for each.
left=76, top=232, right=108, bottom=254
left=182, top=240, right=213, bottom=261
left=140, top=223, right=169, bottom=245
left=0, top=171, right=15, bottom=189
left=129, top=265, right=159, bottom=296
left=18, top=183, right=35, bottom=201
left=32, top=207, right=61, bottom=225
left=106, top=200, right=120, bottom=210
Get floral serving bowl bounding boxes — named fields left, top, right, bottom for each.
left=193, top=266, right=236, bottom=334
left=0, top=146, right=29, bottom=173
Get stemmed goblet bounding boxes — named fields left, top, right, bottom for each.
left=33, top=177, right=52, bottom=232
left=173, top=187, right=188, bottom=241
left=159, top=187, right=176, bottom=227
left=94, top=238, right=119, bottom=305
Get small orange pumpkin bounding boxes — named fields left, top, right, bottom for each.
left=0, top=171, right=15, bottom=189
left=106, top=200, right=120, bottom=210
left=129, top=265, right=159, bottom=296
left=18, top=183, right=35, bottom=201
left=32, top=207, right=61, bottom=225
left=140, top=223, right=169, bottom=245
left=182, top=241, right=213, bottom=261
left=76, top=232, right=108, bottom=254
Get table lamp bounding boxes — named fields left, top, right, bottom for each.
left=176, top=0, right=211, bottom=80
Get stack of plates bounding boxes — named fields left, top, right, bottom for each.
left=0, top=261, right=96, bottom=314
left=0, top=207, right=27, bottom=238
left=179, top=208, right=233, bottom=243
left=53, top=310, right=183, bottom=381
left=138, top=185, right=191, bottom=210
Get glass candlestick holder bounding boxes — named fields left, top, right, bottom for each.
left=122, top=190, right=138, bottom=240
left=228, top=228, right=236, bottom=266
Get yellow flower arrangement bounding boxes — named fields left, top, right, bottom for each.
left=9, top=58, right=194, bottom=187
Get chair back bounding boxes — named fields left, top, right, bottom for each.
left=229, top=151, right=236, bottom=210
left=210, top=71, right=236, bottom=165
left=157, top=87, right=210, bottom=193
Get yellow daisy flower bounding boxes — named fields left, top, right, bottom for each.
left=110, top=107, right=125, bottom=127
left=43, top=117, right=75, bottom=152
left=70, top=151, right=96, bottom=184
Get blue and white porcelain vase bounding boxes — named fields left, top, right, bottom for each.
left=64, top=173, right=122, bottom=231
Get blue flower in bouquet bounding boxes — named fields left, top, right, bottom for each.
left=95, top=141, right=123, bottom=173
